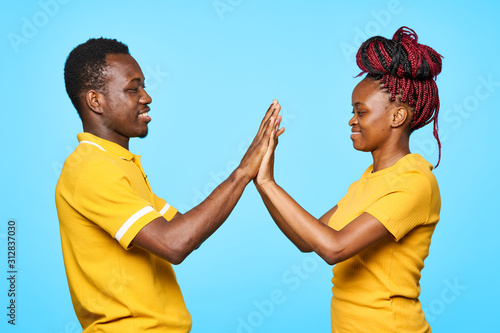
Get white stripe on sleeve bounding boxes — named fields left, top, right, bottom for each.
left=159, top=203, right=171, bottom=216
left=115, top=206, right=155, bottom=241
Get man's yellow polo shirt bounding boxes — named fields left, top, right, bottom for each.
left=55, top=133, right=192, bottom=332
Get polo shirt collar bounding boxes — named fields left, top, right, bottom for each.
left=77, top=132, right=135, bottom=161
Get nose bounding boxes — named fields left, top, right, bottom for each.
left=349, top=113, right=358, bottom=126
left=141, top=88, right=152, bottom=105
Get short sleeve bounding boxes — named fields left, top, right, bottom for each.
left=74, top=159, right=163, bottom=249
left=153, top=193, right=178, bottom=221
left=365, top=172, right=432, bottom=241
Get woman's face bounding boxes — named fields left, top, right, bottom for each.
left=349, top=78, right=395, bottom=152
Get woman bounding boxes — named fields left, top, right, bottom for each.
left=255, top=27, right=442, bottom=332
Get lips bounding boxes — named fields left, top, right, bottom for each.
left=350, top=128, right=361, bottom=139
left=139, top=107, right=150, bottom=115
left=138, top=107, right=151, bottom=122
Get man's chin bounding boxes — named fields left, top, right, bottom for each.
left=134, top=127, right=149, bottom=139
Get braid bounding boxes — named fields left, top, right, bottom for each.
left=356, top=27, right=443, bottom=167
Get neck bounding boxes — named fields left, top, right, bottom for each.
left=83, top=124, right=130, bottom=150
left=371, top=141, right=410, bottom=172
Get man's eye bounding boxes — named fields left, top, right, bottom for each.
left=128, top=88, right=138, bottom=92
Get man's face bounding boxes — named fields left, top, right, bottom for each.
left=99, top=53, right=152, bottom=142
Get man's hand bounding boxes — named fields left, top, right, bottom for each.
left=237, top=100, right=284, bottom=183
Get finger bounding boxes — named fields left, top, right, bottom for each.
left=275, top=127, right=285, bottom=139
left=272, top=115, right=285, bottom=139
left=263, top=122, right=277, bottom=156
left=259, top=101, right=277, bottom=130
left=271, top=124, right=280, bottom=149
left=258, top=100, right=280, bottom=134
left=258, top=104, right=281, bottom=142
left=274, top=115, right=282, bottom=131
left=260, top=115, right=278, bottom=149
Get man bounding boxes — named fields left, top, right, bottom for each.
left=55, top=37, right=282, bottom=332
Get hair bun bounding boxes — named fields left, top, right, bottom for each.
left=356, top=26, right=442, bottom=81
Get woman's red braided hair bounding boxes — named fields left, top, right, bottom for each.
left=355, top=27, right=443, bottom=167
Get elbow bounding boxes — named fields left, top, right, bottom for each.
left=167, top=242, right=200, bottom=264
left=298, top=246, right=313, bottom=253
left=321, top=253, right=340, bottom=266
left=169, top=256, right=186, bottom=265
left=162, top=240, right=196, bottom=265
left=317, top=245, right=346, bottom=266
left=167, top=249, right=188, bottom=265
left=322, top=254, right=339, bottom=266
left=314, top=232, right=350, bottom=265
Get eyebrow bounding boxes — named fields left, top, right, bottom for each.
left=353, top=102, right=366, bottom=107
left=127, top=78, right=143, bottom=84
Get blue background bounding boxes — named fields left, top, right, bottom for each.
left=1, top=0, right=498, bottom=332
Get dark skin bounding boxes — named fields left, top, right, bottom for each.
left=82, top=54, right=152, bottom=150
left=79, top=53, right=284, bottom=264
left=254, top=77, right=413, bottom=265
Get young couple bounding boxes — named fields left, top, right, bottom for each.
left=56, top=26, right=442, bottom=332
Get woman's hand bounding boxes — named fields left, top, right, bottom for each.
left=254, top=114, right=284, bottom=187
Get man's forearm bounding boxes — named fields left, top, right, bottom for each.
left=133, top=167, right=252, bottom=264
left=166, top=167, right=251, bottom=258
left=183, top=168, right=249, bottom=238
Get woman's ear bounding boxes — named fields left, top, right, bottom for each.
left=391, top=106, right=409, bottom=128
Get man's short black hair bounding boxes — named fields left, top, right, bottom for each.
left=64, top=37, right=129, bottom=116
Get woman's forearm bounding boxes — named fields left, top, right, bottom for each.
left=257, top=185, right=313, bottom=252
left=258, top=181, right=340, bottom=263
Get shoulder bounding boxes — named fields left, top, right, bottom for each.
left=57, top=144, right=125, bottom=194
left=388, top=154, right=441, bottom=214
left=68, top=143, right=123, bottom=173
left=369, top=154, right=439, bottom=207
left=395, top=154, right=439, bottom=192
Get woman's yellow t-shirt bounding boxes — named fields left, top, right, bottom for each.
left=328, top=154, right=440, bottom=333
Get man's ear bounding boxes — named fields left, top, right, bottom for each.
left=391, top=106, right=409, bottom=128
left=85, top=90, right=104, bottom=114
